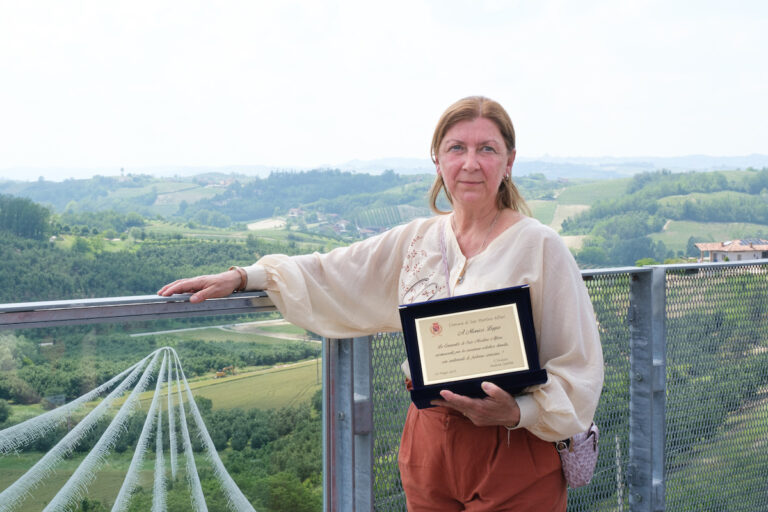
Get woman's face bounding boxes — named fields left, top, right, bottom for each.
left=436, top=117, right=515, bottom=211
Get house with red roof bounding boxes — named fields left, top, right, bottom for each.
left=695, top=239, right=768, bottom=262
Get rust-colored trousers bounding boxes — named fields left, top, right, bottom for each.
left=398, top=404, right=567, bottom=511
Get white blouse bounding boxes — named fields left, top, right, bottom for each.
left=243, top=215, right=603, bottom=441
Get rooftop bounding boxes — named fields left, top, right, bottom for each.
left=695, top=238, right=768, bottom=252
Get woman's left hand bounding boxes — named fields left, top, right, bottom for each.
left=431, top=381, right=521, bottom=427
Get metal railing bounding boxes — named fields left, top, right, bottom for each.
left=2, top=261, right=768, bottom=511
left=328, top=261, right=768, bottom=512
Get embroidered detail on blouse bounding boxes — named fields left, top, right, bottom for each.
left=400, top=234, right=445, bottom=304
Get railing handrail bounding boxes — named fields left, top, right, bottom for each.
left=0, top=291, right=275, bottom=329
left=4, top=258, right=766, bottom=319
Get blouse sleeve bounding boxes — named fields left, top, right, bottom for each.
left=512, top=229, right=604, bottom=442
left=242, top=222, right=418, bottom=338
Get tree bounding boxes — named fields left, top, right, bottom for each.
left=0, top=399, right=10, bottom=423
left=72, top=237, right=91, bottom=254
left=195, top=395, right=213, bottom=413
left=686, top=236, right=707, bottom=258
left=576, top=246, right=607, bottom=267
left=260, top=472, right=322, bottom=512
left=231, top=430, right=249, bottom=451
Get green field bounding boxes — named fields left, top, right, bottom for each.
left=246, top=226, right=343, bottom=248
left=115, top=358, right=322, bottom=411
left=556, top=178, right=631, bottom=205
left=650, top=220, right=768, bottom=253
left=255, top=324, right=306, bottom=335
left=4, top=403, right=48, bottom=426
left=154, top=326, right=294, bottom=344
left=191, top=359, right=321, bottom=410
left=528, top=200, right=557, bottom=226
left=143, top=220, right=246, bottom=239
left=154, top=185, right=221, bottom=204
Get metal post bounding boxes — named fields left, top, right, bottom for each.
left=353, top=338, right=373, bottom=509
left=323, top=337, right=373, bottom=512
left=628, top=268, right=666, bottom=511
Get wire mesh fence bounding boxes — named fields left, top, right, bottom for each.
left=369, top=264, right=768, bottom=511
left=664, top=265, right=768, bottom=511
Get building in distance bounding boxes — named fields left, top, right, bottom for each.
left=695, top=239, right=768, bottom=262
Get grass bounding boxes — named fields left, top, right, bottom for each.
left=191, top=359, right=321, bottom=410
left=556, top=178, right=631, bottom=205
left=109, top=181, right=205, bottom=198
left=156, top=326, right=292, bottom=344
left=528, top=200, right=557, bottom=225
left=248, top=227, right=337, bottom=245
left=154, top=186, right=221, bottom=205
left=7, top=403, right=48, bottom=425
left=143, top=220, right=238, bottom=238
left=253, top=324, right=306, bottom=335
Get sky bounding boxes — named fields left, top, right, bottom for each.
left=1, top=0, right=766, bottom=180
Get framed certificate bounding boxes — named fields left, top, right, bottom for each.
left=398, top=285, right=547, bottom=409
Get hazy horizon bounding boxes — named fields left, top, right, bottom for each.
left=2, top=1, right=766, bottom=179
left=4, top=153, right=768, bottom=183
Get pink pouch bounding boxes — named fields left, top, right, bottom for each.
left=556, top=422, right=599, bottom=488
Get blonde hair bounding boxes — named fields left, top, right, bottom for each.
left=428, top=96, right=530, bottom=216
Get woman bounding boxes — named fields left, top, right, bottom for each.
left=159, top=96, right=603, bottom=511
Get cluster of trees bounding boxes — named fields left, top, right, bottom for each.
left=184, top=169, right=411, bottom=223
left=565, top=168, right=768, bottom=266
left=190, top=209, right=232, bottom=228
left=0, top=194, right=51, bottom=239
left=0, top=175, right=155, bottom=212
left=0, top=226, right=310, bottom=303
left=57, top=210, right=145, bottom=236
left=659, top=193, right=768, bottom=224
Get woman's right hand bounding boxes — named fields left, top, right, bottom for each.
left=157, top=270, right=242, bottom=304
